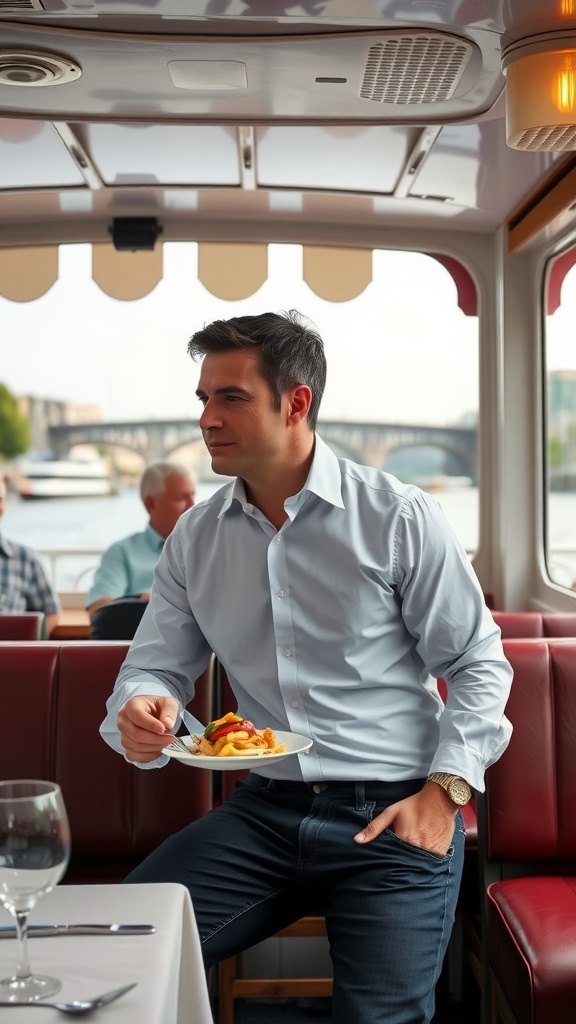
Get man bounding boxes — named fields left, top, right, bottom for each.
left=0, top=476, right=60, bottom=635
left=100, top=311, right=512, bottom=1024
left=86, top=460, right=195, bottom=621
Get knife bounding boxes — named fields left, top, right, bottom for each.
left=0, top=923, right=155, bottom=938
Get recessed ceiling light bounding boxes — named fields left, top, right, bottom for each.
left=0, top=50, right=82, bottom=88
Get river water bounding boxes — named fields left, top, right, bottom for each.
left=1, top=481, right=225, bottom=592
left=2, top=482, right=576, bottom=593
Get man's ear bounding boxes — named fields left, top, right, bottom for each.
left=287, top=384, right=312, bottom=425
left=143, top=494, right=155, bottom=515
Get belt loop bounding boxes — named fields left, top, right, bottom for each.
left=266, top=778, right=277, bottom=792
left=354, top=782, right=366, bottom=810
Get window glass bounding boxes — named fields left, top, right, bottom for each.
left=544, top=248, right=576, bottom=591
left=0, top=242, right=479, bottom=591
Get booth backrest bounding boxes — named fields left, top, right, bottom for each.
left=492, top=611, right=576, bottom=638
left=0, top=641, right=213, bottom=882
left=484, top=639, right=576, bottom=866
left=0, top=612, right=44, bottom=640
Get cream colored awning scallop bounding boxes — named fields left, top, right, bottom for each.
left=92, top=244, right=163, bottom=300
left=0, top=243, right=476, bottom=312
left=0, top=246, right=58, bottom=301
left=0, top=242, right=371, bottom=304
left=302, top=246, right=372, bottom=301
left=198, top=242, right=268, bottom=300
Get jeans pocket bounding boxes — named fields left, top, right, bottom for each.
left=384, top=828, right=454, bottom=862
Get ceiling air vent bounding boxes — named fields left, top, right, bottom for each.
left=0, top=50, right=81, bottom=87
left=361, top=31, right=473, bottom=104
left=0, top=0, right=45, bottom=10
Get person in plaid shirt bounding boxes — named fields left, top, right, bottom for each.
left=0, top=477, right=60, bottom=636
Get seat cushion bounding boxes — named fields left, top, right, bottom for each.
left=487, top=876, right=576, bottom=1024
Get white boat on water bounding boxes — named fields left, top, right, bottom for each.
left=16, top=452, right=115, bottom=500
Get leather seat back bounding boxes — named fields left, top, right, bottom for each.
left=485, top=639, right=576, bottom=863
left=0, top=612, right=44, bottom=640
left=0, top=640, right=214, bottom=882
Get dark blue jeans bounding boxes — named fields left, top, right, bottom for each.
left=126, top=774, right=465, bottom=1024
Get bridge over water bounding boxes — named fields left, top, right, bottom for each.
left=48, top=419, right=477, bottom=483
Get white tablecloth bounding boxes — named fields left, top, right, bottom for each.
left=0, top=883, right=214, bottom=1023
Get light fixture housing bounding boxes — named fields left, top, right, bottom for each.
left=0, top=50, right=81, bottom=87
left=502, top=32, right=576, bottom=151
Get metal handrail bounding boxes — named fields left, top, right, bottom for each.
left=37, top=549, right=102, bottom=592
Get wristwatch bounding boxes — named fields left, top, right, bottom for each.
left=427, top=772, right=471, bottom=806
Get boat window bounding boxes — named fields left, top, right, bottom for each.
left=544, top=245, right=576, bottom=592
left=0, top=241, right=479, bottom=586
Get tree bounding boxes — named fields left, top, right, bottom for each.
left=0, top=384, right=30, bottom=460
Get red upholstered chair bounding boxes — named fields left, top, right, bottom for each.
left=476, top=640, right=576, bottom=1024
left=0, top=612, right=44, bottom=640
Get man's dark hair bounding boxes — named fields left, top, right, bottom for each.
left=187, top=310, right=326, bottom=430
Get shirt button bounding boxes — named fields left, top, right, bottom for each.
left=291, top=700, right=299, bottom=708
left=277, top=589, right=285, bottom=598
left=283, top=649, right=291, bottom=657
left=275, top=536, right=281, bottom=545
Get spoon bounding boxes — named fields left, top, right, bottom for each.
left=0, top=982, right=137, bottom=1014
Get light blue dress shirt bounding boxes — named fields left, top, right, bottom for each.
left=100, top=436, right=512, bottom=789
left=86, top=524, right=164, bottom=606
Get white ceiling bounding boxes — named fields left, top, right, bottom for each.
left=0, top=0, right=573, bottom=246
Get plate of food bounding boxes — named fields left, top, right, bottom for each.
left=163, top=712, right=313, bottom=769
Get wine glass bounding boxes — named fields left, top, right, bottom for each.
left=0, top=780, right=71, bottom=1003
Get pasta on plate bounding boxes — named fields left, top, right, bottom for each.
left=192, top=712, right=286, bottom=758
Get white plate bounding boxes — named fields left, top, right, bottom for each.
left=162, top=731, right=313, bottom=769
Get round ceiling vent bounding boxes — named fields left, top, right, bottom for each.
left=0, top=50, right=81, bottom=87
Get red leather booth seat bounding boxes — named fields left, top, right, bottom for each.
left=438, top=613, right=576, bottom=856
left=0, top=641, right=213, bottom=882
left=487, top=877, right=576, bottom=1024
left=482, top=640, right=576, bottom=1024
left=492, top=610, right=576, bottom=638
left=0, top=612, right=44, bottom=640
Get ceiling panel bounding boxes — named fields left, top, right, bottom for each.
left=0, top=117, right=84, bottom=188
left=0, top=23, right=498, bottom=122
left=82, top=123, right=241, bottom=185
left=256, top=125, right=416, bottom=193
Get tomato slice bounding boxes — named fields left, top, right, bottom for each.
left=209, top=722, right=244, bottom=742
left=204, top=713, right=243, bottom=738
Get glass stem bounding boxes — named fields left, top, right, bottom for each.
left=14, top=911, right=31, bottom=980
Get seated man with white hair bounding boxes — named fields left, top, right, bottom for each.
left=86, top=460, right=196, bottom=623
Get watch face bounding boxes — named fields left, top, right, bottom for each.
left=447, top=778, right=471, bottom=805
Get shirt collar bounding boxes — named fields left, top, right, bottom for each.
left=144, top=523, right=165, bottom=551
left=218, top=433, right=345, bottom=519
left=302, top=434, right=345, bottom=510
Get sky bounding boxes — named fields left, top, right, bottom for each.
left=1, top=241, right=483, bottom=428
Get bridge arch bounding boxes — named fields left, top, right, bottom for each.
left=49, top=419, right=477, bottom=484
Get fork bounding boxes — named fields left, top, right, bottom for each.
left=167, top=734, right=193, bottom=754
left=0, top=981, right=137, bottom=1015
